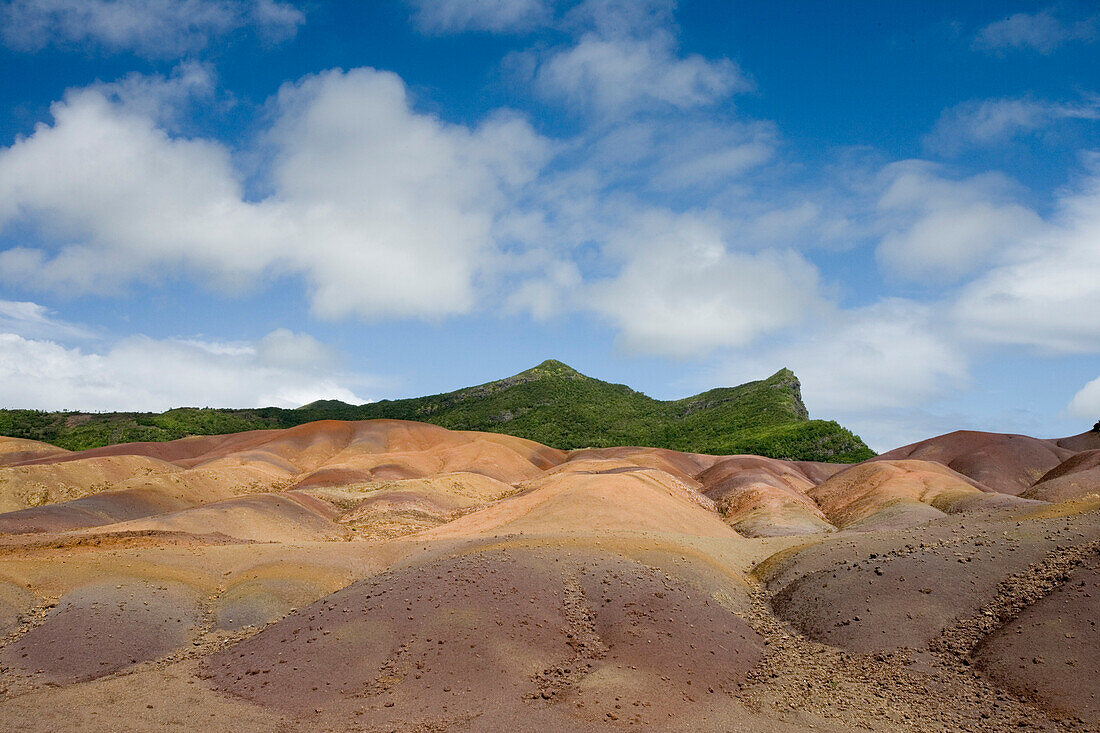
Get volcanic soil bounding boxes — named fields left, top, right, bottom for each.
left=0, top=419, right=1097, bottom=732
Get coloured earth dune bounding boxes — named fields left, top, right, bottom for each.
left=0, top=418, right=1097, bottom=731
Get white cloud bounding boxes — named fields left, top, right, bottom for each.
left=528, top=31, right=750, bottom=117
left=506, top=258, right=582, bottom=320
left=954, top=163, right=1100, bottom=352
left=973, top=8, right=1096, bottom=54
left=0, top=67, right=552, bottom=320
left=784, top=300, right=966, bottom=413
left=1, top=0, right=304, bottom=57
left=409, top=0, right=550, bottom=34
left=1068, top=376, right=1100, bottom=419
left=874, top=160, right=1043, bottom=282
left=265, top=68, right=551, bottom=319
left=0, top=329, right=368, bottom=412
left=0, top=86, right=285, bottom=293
left=583, top=118, right=776, bottom=194
left=710, top=299, right=970, bottom=452
left=88, top=60, right=220, bottom=129
left=0, top=299, right=91, bottom=339
left=251, top=0, right=304, bottom=41
left=715, top=299, right=967, bottom=415
left=585, top=211, right=823, bottom=357
left=926, top=96, right=1100, bottom=154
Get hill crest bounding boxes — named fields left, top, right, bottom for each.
left=0, top=361, right=872, bottom=462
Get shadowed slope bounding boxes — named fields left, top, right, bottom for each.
left=876, top=430, right=1075, bottom=495
left=1023, top=450, right=1100, bottom=502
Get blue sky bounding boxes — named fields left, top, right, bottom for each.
left=0, top=0, right=1098, bottom=451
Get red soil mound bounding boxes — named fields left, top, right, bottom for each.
left=23, top=421, right=567, bottom=481
left=697, top=456, right=832, bottom=536
left=1056, top=431, right=1100, bottom=452
left=876, top=430, right=1074, bottom=495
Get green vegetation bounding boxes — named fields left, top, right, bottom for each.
left=0, top=360, right=875, bottom=462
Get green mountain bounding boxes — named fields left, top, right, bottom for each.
left=0, top=360, right=874, bottom=462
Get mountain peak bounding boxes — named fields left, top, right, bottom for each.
left=522, top=359, right=586, bottom=379
left=298, top=399, right=355, bottom=410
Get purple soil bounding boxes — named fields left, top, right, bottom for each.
left=0, top=581, right=200, bottom=684
left=202, top=546, right=762, bottom=726
left=766, top=513, right=1100, bottom=654
left=1056, top=432, right=1100, bottom=452
left=976, top=553, right=1100, bottom=722
left=1023, top=451, right=1100, bottom=502
left=1037, top=451, right=1100, bottom=484
left=0, top=488, right=194, bottom=534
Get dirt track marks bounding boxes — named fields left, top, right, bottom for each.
left=933, top=539, right=1100, bottom=660
left=740, top=548, right=1098, bottom=732
left=530, top=574, right=606, bottom=702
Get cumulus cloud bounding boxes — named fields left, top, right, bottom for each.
left=926, top=96, right=1100, bottom=154
left=1068, top=376, right=1100, bottom=419
left=88, top=59, right=220, bottom=128
left=1, top=0, right=304, bottom=57
left=266, top=68, right=551, bottom=318
left=0, top=67, right=552, bottom=320
left=409, top=0, right=551, bottom=34
left=0, top=328, right=369, bottom=412
left=973, top=8, right=1096, bottom=54
left=504, top=0, right=748, bottom=118
left=585, top=211, right=823, bottom=357
left=506, top=258, right=582, bottom=320
left=0, top=85, right=286, bottom=293
left=954, top=162, right=1100, bottom=353
left=874, top=161, right=1044, bottom=283
left=528, top=31, right=749, bottom=117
